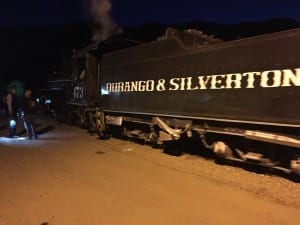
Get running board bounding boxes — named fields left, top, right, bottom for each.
left=244, top=130, right=300, bottom=148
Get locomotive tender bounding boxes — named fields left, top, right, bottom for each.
left=70, top=28, right=300, bottom=175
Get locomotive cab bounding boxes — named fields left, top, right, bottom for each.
left=68, top=39, right=142, bottom=128
left=67, top=44, right=99, bottom=127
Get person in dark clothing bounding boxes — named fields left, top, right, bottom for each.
left=23, top=89, right=38, bottom=139
left=6, top=85, right=18, bottom=138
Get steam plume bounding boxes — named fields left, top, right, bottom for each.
left=88, top=0, right=122, bottom=42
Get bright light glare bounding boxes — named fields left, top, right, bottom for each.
left=9, top=120, right=16, bottom=127
left=101, top=89, right=109, bottom=95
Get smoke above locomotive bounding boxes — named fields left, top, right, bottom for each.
left=87, top=0, right=123, bottom=42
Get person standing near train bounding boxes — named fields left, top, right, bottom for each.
left=6, top=85, right=18, bottom=138
left=23, top=89, right=38, bottom=140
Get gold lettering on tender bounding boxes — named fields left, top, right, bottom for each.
left=282, top=68, right=300, bottom=87
left=186, top=77, right=198, bottom=90
left=131, top=81, right=138, bottom=92
left=169, top=78, right=180, bottom=90
left=261, top=70, right=281, bottom=88
left=198, top=76, right=211, bottom=89
left=242, top=72, right=261, bottom=88
left=117, top=82, right=124, bottom=92
left=111, top=83, right=115, bottom=92
left=180, top=78, right=186, bottom=90
left=104, top=68, right=300, bottom=93
left=138, top=81, right=146, bottom=91
left=156, top=79, right=166, bottom=91
left=226, top=73, right=242, bottom=89
left=124, top=82, right=131, bottom=92
left=210, top=75, right=226, bottom=89
left=146, top=80, right=155, bottom=91
left=106, top=83, right=111, bottom=92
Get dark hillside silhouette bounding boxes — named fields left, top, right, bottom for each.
left=0, top=17, right=298, bottom=90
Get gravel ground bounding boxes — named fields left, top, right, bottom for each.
left=0, top=117, right=299, bottom=225
left=110, top=139, right=300, bottom=208
left=1, top=117, right=299, bottom=207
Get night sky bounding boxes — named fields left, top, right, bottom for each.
left=0, top=0, right=300, bottom=28
left=0, top=0, right=299, bottom=91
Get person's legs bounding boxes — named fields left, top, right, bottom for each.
left=28, top=115, right=37, bottom=139
left=23, top=116, right=33, bottom=139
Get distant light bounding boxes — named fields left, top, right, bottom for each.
left=36, top=98, right=40, bottom=103
left=101, top=89, right=109, bottom=95
left=45, top=99, right=52, bottom=104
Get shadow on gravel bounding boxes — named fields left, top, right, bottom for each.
left=37, top=125, right=55, bottom=135
left=95, top=150, right=105, bottom=154
left=15, top=125, right=55, bottom=137
left=163, top=137, right=214, bottom=159
left=211, top=156, right=297, bottom=182
left=99, top=129, right=300, bottom=182
left=216, top=158, right=300, bottom=183
left=162, top=138, right=300, bottom=183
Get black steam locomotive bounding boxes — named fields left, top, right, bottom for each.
left=68, top=28, right=300, bottom=175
